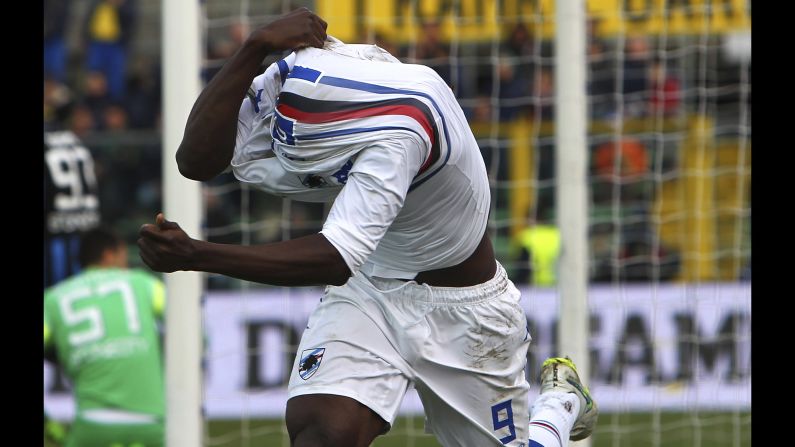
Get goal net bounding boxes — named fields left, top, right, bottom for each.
left=197, top=1, right=751, bottom=446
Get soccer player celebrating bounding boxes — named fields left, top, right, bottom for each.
left=138, top=8, right=597, bottom=446
left=45, top=227, right=166, bottom=447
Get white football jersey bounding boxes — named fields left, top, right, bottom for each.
left=232, top=41, right=490, bottom=279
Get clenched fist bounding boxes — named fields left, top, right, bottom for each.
left=138, top=213, right=197, bottom=273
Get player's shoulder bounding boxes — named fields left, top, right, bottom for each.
left=127, top=269, right=167, bottom=314
left=44, top=270, right=90, bottom=299
left=128, top=268, right=164, bottom=286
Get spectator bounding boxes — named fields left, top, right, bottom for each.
left=125, top=57, right=161, bottom=129
left=412, top=20, right=453, bottom=87
left=373, top=32, right=398, bottom=58
left=103, top=102, right=129, bottom=131
left=529, top=67, right=555, bottom=122
left=495, top=59, right=528, bottom=121
left=44, top=77, right=75, bottom=131
left=470, top=94, right=494, bottom=123
left=647, top=58, right=682, bottom=117
left=203, top=20, right=249, bottom=82
left=622, top=36, right=650, bottom=118
left=592, top=137, right=650, bottom=205
left=82, top=71, right=112, bottom=129
left=514, top=206, right=561, bottom=286
left=504, top=22, right=535, bottom=61
left=587, top=20, right=615, bottom=120
left=44, top=0, right=72, bottom=82
left=69, top=103, right=97, bottom=139
left=83, top=0, right=138, bottom=100
left=493, top=22, right=536, bottom=121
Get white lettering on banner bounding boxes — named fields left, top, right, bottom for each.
left=44, top=283, right=751, bottom=420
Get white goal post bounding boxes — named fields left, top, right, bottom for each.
left=163, top=0, right=203, bottom=445
left=555, top=1, right=591, bottom=446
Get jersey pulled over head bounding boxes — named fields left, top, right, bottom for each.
left=231, top=36, right=490, bottom=279
left=231, top=36, right=448, bottom=202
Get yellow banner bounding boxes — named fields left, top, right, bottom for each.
left=316, top=0, right=750, bottom=43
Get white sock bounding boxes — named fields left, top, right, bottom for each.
left=528, top=391, right=580, bottom=447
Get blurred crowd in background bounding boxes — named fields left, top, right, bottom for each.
left=44, top=0, right=751, bottom=288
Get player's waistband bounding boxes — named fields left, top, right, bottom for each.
left=80, top=408, right=160, bottom=425
left=364, top=262, right=511, bottom=305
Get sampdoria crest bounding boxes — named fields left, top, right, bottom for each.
left=298, top=347, right=326, bottom=380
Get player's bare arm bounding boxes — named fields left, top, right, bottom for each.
left=138, top=213, right=350, bottom=286
left=176, top=8, right=328, bottom=181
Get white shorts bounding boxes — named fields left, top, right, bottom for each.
left=288, top=262, right=531, bottom=446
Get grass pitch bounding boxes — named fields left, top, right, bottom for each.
left=45, top=412, right=750, bottom=446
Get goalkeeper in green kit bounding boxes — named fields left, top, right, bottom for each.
left=44, top=227, right=166, bottom=447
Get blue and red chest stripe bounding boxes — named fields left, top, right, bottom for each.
left=272, top=66, right=452, bottom=188
left=276, top=92, right=440, bottom=174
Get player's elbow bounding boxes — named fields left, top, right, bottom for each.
left=326, top=269, right=351, bottom=286
left=322, top=251, right=353, bottom=286
left=323, top=259, right=352, bottom=286
left=176, top=145, right=219, bottom=181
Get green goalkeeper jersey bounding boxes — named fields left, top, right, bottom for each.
left=44, top=267, right=166, bottom=417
